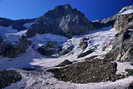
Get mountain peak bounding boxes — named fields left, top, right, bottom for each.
left=55, top=4, right=72, bottom=10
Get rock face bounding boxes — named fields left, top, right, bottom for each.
left=79, top=37, right=88, bottom=51
left=0, top=18, right=35, bottom=31
left=0, top=70, right=22, bottom=89
left=93, top=15, right=116, bottom=29
left=0, top=18, right=14, bottom=27
left=49, top=59, right=122, bottom=83
left=56, top=60, right=73, bottom=67
left=114, top=14, right=133, bottom=33
left=26, top=4, right=94, bottom=37
left=59, top=45, right=74, bottom=55
left=0, top=36, right=31, bottom=58
left=105, top=10, right=133, bottom=62
left=12, top=19, right=35, bottom=31
left=37, top=41, right=62, bottom=56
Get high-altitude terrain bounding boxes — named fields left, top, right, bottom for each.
left=0, top=4, right=133, bottom=89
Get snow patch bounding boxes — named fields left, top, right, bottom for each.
left=29, top=33, right=68, bottom=49
left=116, top=62, right=133, bottom=75
left=61, top=27, right=116, bottom=61
left=23, top=22, right=36, bottom=28
left=0, top=47, right=43, bottom=70
left=121, top=9, right=133, bottom=15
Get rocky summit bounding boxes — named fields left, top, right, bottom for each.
left=0, top=4, right=133, bottom=89
left=26, top=4, right=94, bottom=38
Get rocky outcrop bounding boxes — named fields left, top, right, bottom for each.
left=77, top=48, right=95, bottom=58
left=0, top=70, right=22, bottom=89
left=119, top=5, right=133, bottom=14
left=37, top=41, right=62, bottom=56
left=49, top=59, right=123, bottom=83
left=114, top=14, right=133, bottom=33
left=0, top=18, right=14, bottom=27
left=12, top=19, right=35, bottom=31
left=56, top=60, right=73, bottom=67
left=59, top=45, right=74, bottom=56
left=0, top=36, right=31, bottom=58
left=26, top=4, right=94, bottom=38
left=0, top=18, right=35, bottom=31
left=93, top=15, right=116, bottom=29
left=105, top=9, right=133, bottom=62
left=79, top=37, right=89, bottom=51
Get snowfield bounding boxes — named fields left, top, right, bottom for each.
left=121, top=9, right=133, bottom=15
left=0, top=26, right=133, bottom=89
left=119, top=5, right=133, bottom=15
left=29, top=33, right=68, bottom=49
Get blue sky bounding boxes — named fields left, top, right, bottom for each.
left=0, top=0, right=132, bottom=20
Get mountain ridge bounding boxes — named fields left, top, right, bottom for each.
left=0, top=4, right=133, bottom=89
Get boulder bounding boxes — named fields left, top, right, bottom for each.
left=0, top=70, right=22, bottom=89
left=79, top=37, right=89, bottom=51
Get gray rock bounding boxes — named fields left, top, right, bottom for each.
left=26, top=4, right=94, bottom=38
left=49, top=59, right=122, bottom=83
left=0, top=17, right=35, bottom=31
left=37, top=41, right=62, bottom=56
left=78, top=48, right=95, bottom=58
left=93, top=15, right=116, bottom=29
left=56, top=60, right=73, bottom=67
left=79, top=37, right=89, bottom=51
left=59, top=45, right=74, bottom=55
left=0, top=36, right=31, bottom=58
left=105, top=11, right=133, bottom=62
left=0, top=70, right=22, bottom=89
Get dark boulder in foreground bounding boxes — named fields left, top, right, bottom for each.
left=49, top=59, right=124, bottom=83
left=26, top=4, right=94, bottom=38
left=0, top=70, right=22, bottom=89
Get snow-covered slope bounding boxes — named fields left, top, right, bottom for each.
left=121, top=9, right=133, bottom=15
left=29, top=33, right=68, bottom=49
left=1, top=24, right=132, bottom=89
left=0, top=27, right=116, bottom=69
left=59, top=27, right=116, bottom=61
left=1, top=5, right=133, bottom=89
left=0, top=25, right=133, bottom=89
left=119, top=5, right=133, bottom=15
